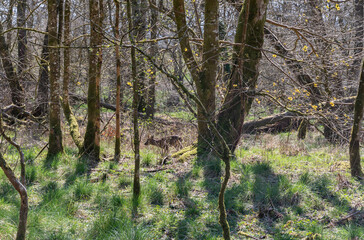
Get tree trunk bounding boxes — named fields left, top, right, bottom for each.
left=127, top=0, right=141, bottom=205
left=132, top=0, right=147, bottom=114
left=349, top=59, right=364, bottom=178
left=146, top=0, right=158, bottom=119
left=33, top=26, right=49, bottom=117
left=82, top=0, right=103, bottom=164
left=47, top=0, right=63, bottom=158
left=0, top=153, right=28, bottom=240
left=17, top=0, right=27, bottom=81
left=173, top=0, right=218, bottom=155
left=0, top=22, right=25, bottom=112
left=217, top=0, right=269, bottom=152
left=114, top=0, right=122, bottom=160
left=62, top=0, right=83, bottom=151
left=352, top=0, right=363, bottom=80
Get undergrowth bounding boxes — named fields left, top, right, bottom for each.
left=0, top=131, right=363, bottom=239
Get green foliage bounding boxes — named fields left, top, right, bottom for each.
left=73, top=179, right=93, bottom=200
left=146, top=179, right=164, bottom=205
left=1, top=132, right=363, bottom=239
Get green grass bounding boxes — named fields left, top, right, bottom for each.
left=0, top=131, right=364, bottom=239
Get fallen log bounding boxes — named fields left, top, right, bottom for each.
left=242, top=96, right=356, bottom=135
left=243, top=112, right=299, bottom=134
left=69, top=94, right=118, bottom=111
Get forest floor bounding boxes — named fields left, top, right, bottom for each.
left=1, top=114, right=364, bottom=240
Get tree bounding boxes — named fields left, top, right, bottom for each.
left=0, top=22, right=25, bottom=114
left=145, top=0, right=158, bottom=119
left=82, top=0, right=104, bottom=163
left=62, top=0, right=83, bottom=151
left=113, top=0, right=122, bottom=160
left=349, top=58, right=364, bottom=178
left=0, top=116, right=28, bottom=240
left=127, top=0, right=141, bottom=207
left=47, top=0, right=63, bottom=158
left=17, top=0, right=27, bottom=81
left=173, top=0, right=219, bottom=154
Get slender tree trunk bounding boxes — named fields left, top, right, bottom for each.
left=352, top=0, right=363, bottom=80
left=62, top=0, right=83, bottom=150
left=47, top=0, right=63, bottom=157
left=131, top=0, right=147, bottom=114
left=82, top=0, right=103, bottom=164
left=0, top=153, right=28, bottom=240
left=17, top=0, right=27, bottom=81
left=34, top=26, right=49, bottom=117
left=127, top=0, right=141, bottom=204
left=146, top=0, right=158, bottom=119
left=6, top=0, right=14, bottom=44
left=114, top=0, right=122, bottom=160
left=0, top=22, right=25, bottom=111
left=349, top=59, right=364, bottom=178
left=0, top=117, right=28, bottom=240
left=219, top=156, right=231, bottom=240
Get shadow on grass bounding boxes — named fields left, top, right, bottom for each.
left=43, top=153, right=62, bottom=169
left=174, top=168, right=222, bottom=239
left=64, top=156, right=90, bottom=187
left=196, top=153, right=221, bottom=201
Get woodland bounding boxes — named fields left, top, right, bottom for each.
left=0, top=0, right=364, bottom=239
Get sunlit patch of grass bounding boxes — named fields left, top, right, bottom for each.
left=73, top=179, right=93, bottom=200
left=141, top=149, right=158, bottom=167
left=145, top=179, right=164, bottom=206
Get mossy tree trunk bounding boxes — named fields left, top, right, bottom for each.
left=173, top=0, right=218, bottom=155
left=82, top=0, right=103, bottom=163
left=349, top=59, right=364, bottom=178
left=47, top=0, right=63, bottom=158
left=62, top=0, right=83, bottom=151
left=217, top=0, right=269, bottom=153
left=113, top=0, right=122, bottom=160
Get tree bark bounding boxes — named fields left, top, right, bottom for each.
left=173, top=0, right=218, bottom=155
left=47, top=0, right=63, bottom=157
left=352, top=0, right=363, bottom=80
left=0, top=22, right=25, bottom=111
left=82, top=0, right=103, bottom=163
left=146, top=0, right=158, bottom=119
left=17, top=0, right=27, bottom=80
left=62, top=0, right=83, bottom=151
left=127, top=0, right=141, bottom=204
left=0, top=116, right=28, bottom=240
left=0, top=153, right=28, bottom=240
left=132, top=0, right=147, bottom=113
left=217, top=0, right=269, bottom=152
left=33, top=26, right=49, bottom=117
left=349, top=59, right=364, bottom=178
left=114, top=0, right=122, bottom=160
